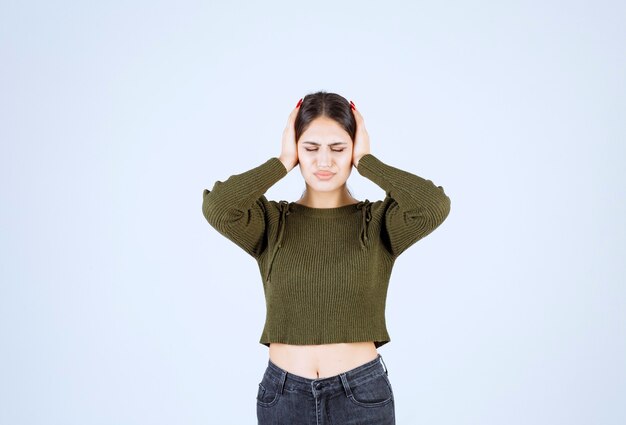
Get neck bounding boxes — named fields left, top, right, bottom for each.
left=297, top=186, right=357, bottom=209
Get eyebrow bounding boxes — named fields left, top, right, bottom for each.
left=302, top=141, right=348, bottom=146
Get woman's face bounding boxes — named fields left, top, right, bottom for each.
left=297, top=116, right=354, bottom=193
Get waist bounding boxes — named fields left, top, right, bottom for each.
left=268, top=341, right=379, bottom=379
left=263, top=352, right=388, bottom=398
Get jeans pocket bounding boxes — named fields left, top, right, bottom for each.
left=347, top=372, right=394, bottom=408
left=256, top=375, right=282, bottom=408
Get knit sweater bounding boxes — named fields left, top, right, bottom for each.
left=202, top=153, right=451, bottom=348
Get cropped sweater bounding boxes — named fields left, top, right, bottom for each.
left=202, top=153, right=451, bottom=348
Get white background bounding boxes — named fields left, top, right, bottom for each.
left=1, top=1, right=624, bottom=424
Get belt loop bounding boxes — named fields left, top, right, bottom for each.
left=279, top=370, right=287, bottom=394
left=339, top=373, right=353, bottom=398
left=379, top=355, right=388, bottom=375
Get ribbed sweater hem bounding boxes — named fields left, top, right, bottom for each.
left=259, top=333, right=391, bottom=349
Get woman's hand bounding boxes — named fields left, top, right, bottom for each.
left=278, top=100, right=301, bottom=172
left=351, top=101, right=371, bottom=168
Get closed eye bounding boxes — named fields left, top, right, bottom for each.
left=305, top=148, right=345, bottom=152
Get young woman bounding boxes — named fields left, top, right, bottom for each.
left=202, top=91, right=451, bottom=424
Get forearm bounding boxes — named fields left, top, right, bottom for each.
left=203, top=157, right=288, bottom=221
left=356, top=153, right=451, bottom=212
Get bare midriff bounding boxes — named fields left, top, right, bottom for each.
left=268, top=341, right=379, bottom=379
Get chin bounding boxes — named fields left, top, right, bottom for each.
left=312, top=181, right=347, bottom=192
left=308, top=183, right=337, bottom=192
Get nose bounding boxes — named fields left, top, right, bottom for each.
left=318, top=149, right=331, bottom=168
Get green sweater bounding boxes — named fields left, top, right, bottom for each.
left=202, top=153, right=451, bottom=347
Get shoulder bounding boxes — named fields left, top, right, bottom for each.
left=259, top=196, right=291, bottom=216
left=366, top=197, right=396, bottom=215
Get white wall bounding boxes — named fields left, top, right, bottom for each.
left=1, top=1, right=624, bottom=424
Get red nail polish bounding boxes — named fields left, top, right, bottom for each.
left=296, top=98, right=303, bottom=108
left=350, top=100, right=355, bottom=110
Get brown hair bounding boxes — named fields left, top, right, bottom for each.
left=295, top=91, right=356, bottom=143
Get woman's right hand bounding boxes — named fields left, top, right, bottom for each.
left=278, top=100, right=301, bottom=172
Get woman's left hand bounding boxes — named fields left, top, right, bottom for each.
left=351, top=101, right=371, bottom=168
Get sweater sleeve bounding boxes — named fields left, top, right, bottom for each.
left=356, top=153, right=451, bottom=257
left=202, top=157, right=288, bottom=259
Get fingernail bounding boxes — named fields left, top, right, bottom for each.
left=296, top=98, right=303, bottom=108
left=350, top=100, right=355, bottom=110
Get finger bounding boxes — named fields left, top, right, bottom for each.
left=289, top=106, right=299, bottom=121
left=351, top=105, right=364, bottom=122
left=285, top=109, right=298, bottom=127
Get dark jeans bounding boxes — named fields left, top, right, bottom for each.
left=257, top=353, right=395, bottom=425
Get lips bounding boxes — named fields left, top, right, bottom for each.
left=315, top=172, right=334, bottom=180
